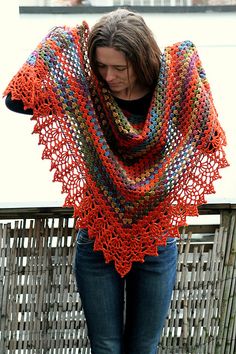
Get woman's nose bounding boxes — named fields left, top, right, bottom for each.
left=104, top=67, right=116, bottom=82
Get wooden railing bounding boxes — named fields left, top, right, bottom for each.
left=0, top=204, right=235, bottom=353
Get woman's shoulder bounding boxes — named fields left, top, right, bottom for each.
left=40, top=22, right=89, bottom=48
left=165, top=40, right=197, bottom=53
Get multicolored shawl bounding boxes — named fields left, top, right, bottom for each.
left=4, top=23, right=228, bottom=276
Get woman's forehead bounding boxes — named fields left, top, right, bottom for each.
left=95, top=47, right=127, bottom=66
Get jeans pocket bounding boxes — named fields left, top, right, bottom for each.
left=76, top=229, right=94, bottom=245
left=166, top=237, right=176, bottom=245
left=158, top=237, right=177, bottom=254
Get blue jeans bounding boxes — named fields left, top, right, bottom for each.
left=74, top=229, right=178, bottom=354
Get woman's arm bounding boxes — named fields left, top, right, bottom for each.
left=5, top=93, right=33, bottom=115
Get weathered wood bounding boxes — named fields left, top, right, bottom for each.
left=0, top=205, right=235, bottom=353
left=0, top=203, right=235, bottom=220
left=216, top=212, right=236, bottom=354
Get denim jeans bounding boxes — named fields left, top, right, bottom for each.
left=74, top=229, right=178, bottom=354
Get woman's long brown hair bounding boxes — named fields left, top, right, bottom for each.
left=88, top=9, right=162, bottom=89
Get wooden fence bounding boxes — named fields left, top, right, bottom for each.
left=0, top=204, right=235, bottom=353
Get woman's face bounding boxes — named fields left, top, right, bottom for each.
left=95, top=47, right=137, bottom=98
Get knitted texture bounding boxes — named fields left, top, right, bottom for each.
left=4, top=24, right=228, bottom=276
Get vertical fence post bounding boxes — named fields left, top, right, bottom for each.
left=215, top=209, right=236, bottom=354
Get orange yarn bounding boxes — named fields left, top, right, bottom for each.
left=4, top=24, right=229, bottom=276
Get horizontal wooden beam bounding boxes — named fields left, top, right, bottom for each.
left=0, top=203, right=235, bottom=220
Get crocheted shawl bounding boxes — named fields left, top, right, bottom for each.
left=4, top=23, right=228, bottom=276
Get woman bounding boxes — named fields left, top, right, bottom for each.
left=4, top=9, right=228, bottom=354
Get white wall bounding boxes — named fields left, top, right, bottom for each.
left=0, top=2, right=236, bottom=206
